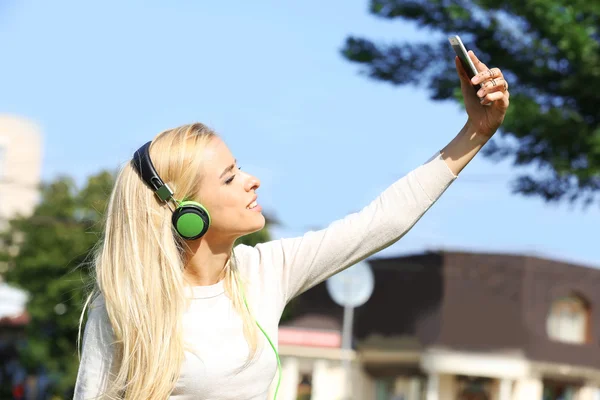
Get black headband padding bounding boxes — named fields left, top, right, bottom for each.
left=132, top=141, right=172, bottom=200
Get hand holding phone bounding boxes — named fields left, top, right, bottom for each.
left=448, top=35, right=483, bottom=94
left=446, top=35, right=511, bottom=137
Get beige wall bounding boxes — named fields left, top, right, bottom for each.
left=511, top=378, right=542, bottom=400
left=578, top=385, right=599, bottom=400
left=438, top=374, right=455, bottom=400
left=353, top=363, right=376, bottom=400
left=0, top=114, right=42, bottom=223
left=273, top=348, right=373, bottom=400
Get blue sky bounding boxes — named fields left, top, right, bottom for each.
left=1, top=1, right=598, bottom=268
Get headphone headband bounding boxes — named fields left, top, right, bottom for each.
left=131, top=139, right=211, bottom=241
left=132, top=141, right=174, bottom=202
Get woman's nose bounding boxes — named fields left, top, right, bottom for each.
left=244, top=173, right=260, bottom=191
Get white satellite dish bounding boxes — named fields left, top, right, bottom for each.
left=326, top=260, right=374, bottom=400
left=326, top=260, right=374, bottom=308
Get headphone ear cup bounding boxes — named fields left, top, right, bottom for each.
left=172, top=201, right=211, bottom=240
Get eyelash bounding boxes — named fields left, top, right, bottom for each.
left=225, top=167, right=241, bottom=185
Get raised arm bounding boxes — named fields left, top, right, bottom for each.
left=246, top=51, right=509, bottom=306
left=251, top=150, right=455, bottom=305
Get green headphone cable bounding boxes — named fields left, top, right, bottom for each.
left=239, top=279, right=282, bottom=400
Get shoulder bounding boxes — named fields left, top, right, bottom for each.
left=232, top=240, right=285, bottom=267
left=232, top=242, right=287, bottom=311
left=85, top=293, right=111, bottom=329
left=232, top=241, right=281, bottom=282
left=88, top=292, right=107, bottom=314
left=80, top=292, right=117, bottom=347
left=232, top=243, right=257, bottom=273
left=90, top=292, right=106, bottom=308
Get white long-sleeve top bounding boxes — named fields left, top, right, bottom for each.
left=74, top=151, right=457, bottom=400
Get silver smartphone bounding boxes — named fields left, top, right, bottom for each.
left=448, top=35, right=482, bottom=92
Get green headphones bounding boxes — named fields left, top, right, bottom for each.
left=132, top=141, right=211, bottom=240
left=132, top=140, right=282, bottom=398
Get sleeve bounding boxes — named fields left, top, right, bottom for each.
left=253, top=151, right=457, bottom=304
left=73, top=295, right=120, bottom=400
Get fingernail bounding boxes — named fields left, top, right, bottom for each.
left=472, top=77, right=479, bottom=84
left=477, top=89, right=484, bottom=97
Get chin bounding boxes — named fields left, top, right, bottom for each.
left=247, top=214, right=266, bottom=234
left=253, top=215, right=267, bottom=231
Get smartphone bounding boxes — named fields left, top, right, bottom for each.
left=448, top=35, right=482, bottom=93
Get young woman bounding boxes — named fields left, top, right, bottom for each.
left=74, top=51, right=510, bottom=399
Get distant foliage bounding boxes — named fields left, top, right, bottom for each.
left=343, top=0, right=600, bottom=206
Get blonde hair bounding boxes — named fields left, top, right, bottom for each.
left=79, top=123, right=259, bottom=399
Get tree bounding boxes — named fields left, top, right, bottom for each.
left=3, top=172, right=115, bottom=396
left=3, top=171, right=275, bottom=397
left=342, top=0, right=600, bottom=206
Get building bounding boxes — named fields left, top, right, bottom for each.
left=272, top=250, right=600, bottom=400
left=0, top=112, right=41, bottom=323
left=0, top=114, right=43, bottom=227
left=0, top=114, right=42, bottom=280
left=0, top=115, right=42, bottom=398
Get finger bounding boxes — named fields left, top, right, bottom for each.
left=476, top=77, right=508, bottom=98
left=472, top=67, right=503, bottom=85
left=468, top=50, right=488, bottom=73
left=480, top=90, right=508, bottom=106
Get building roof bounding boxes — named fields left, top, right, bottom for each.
left=289, top=250, right=600, bottom=369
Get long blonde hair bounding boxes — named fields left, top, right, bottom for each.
left=79, top=123, right=259, bottom=399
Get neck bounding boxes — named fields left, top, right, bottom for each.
left=183, top=237, right=234, bottom=286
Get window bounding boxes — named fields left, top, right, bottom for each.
left=546, top=294, right=590, bottom=344
left=375, top=376, right=426, bottom=400
left=456, top=376, right=492, bottom=400
left=543, top=380, right=578, bottom=400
